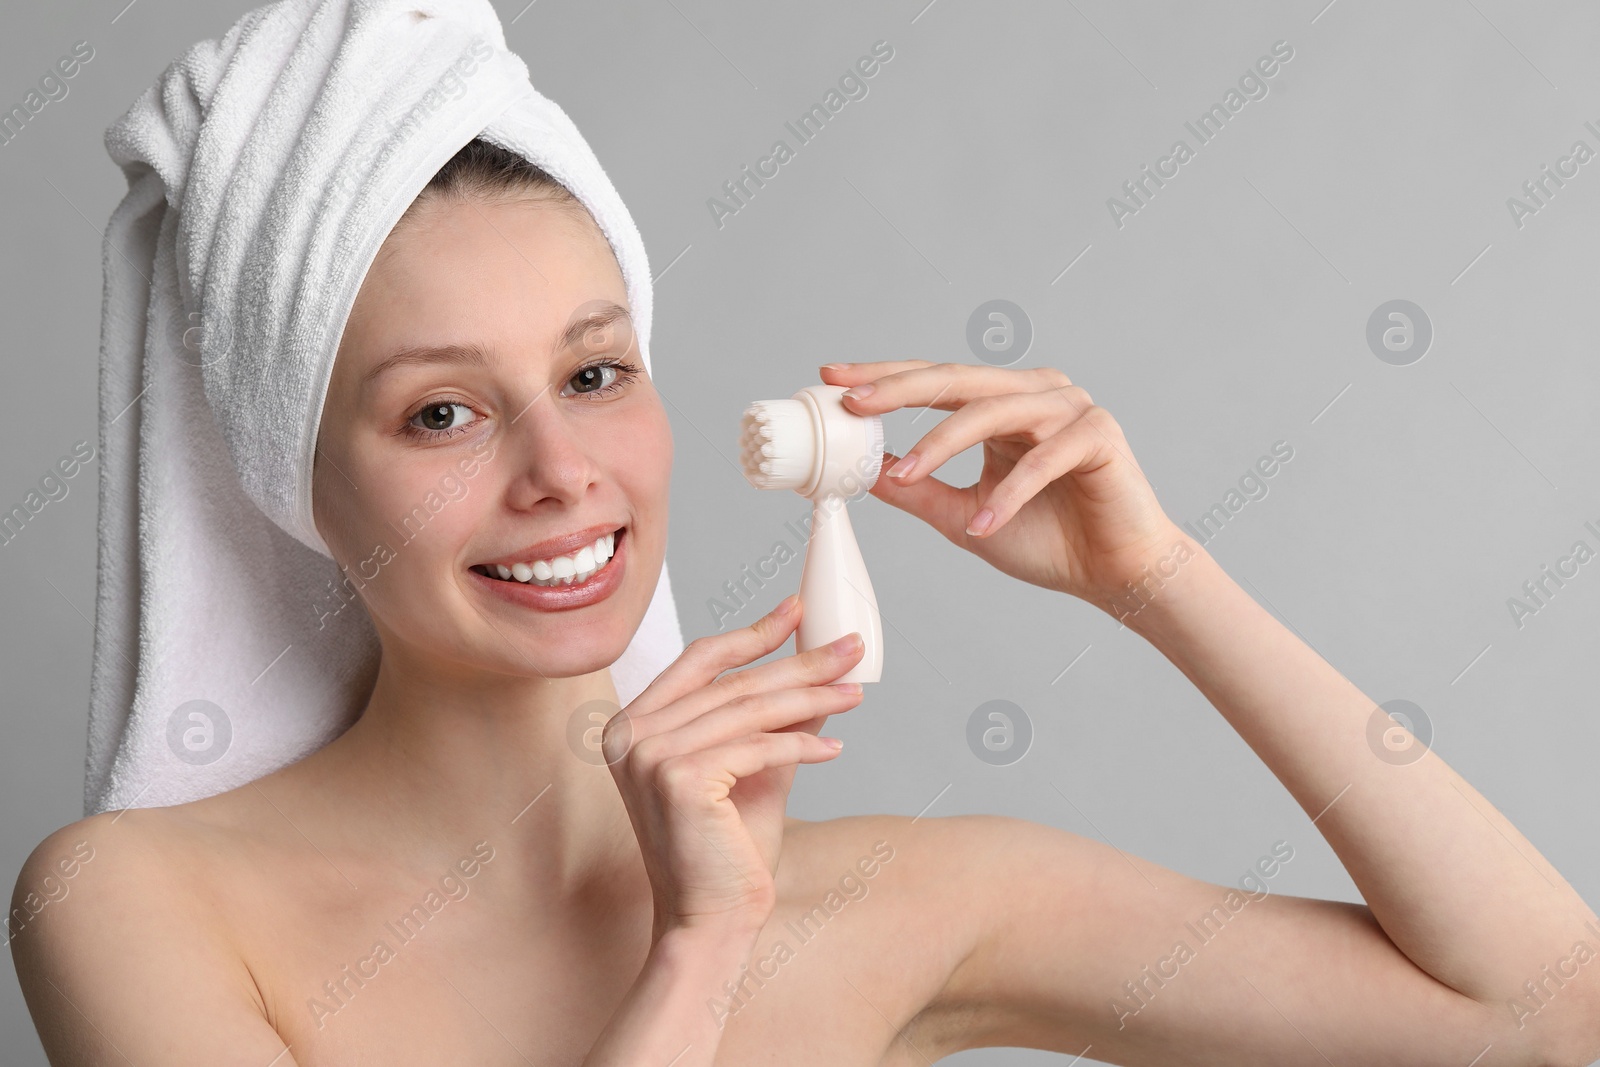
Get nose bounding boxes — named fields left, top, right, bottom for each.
left=501, top=389, right=600, bottom=511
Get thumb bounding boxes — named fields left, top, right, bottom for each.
left=869, top=451, right=981, bottom=547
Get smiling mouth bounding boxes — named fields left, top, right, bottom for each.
left=472, top=528, right=625, bottom=588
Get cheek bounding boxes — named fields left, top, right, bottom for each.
left=612, top=403, right=673, bottom=499
left=312, top=449, right=366, bottom=565
left=329, top=453, right=463, bottom=574
left=334, top=461, right=484, bottom=634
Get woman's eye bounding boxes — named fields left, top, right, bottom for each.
left=566, top=363, right=619, bottom=396
left=561, top=359, right=642, bottom=399
left=411, top=402, right=477, bottom=435
left=402, top=362, right=639, bottom=442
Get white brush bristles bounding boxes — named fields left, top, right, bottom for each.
left=740, top=399, right=816, bottom=490
left=864, top=411, right=885, bottom=484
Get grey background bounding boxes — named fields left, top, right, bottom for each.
left=3, top=1, right=1597, bottom=1063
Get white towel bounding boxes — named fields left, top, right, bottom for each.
left=85, top=0, right=685, bottom=816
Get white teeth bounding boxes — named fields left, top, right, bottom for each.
left=482, top=529, right=622, bottom=587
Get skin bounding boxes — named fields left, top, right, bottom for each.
left=11, top=190, right=1600, bottom=1067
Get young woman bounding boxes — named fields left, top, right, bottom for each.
left=13, top=137, right=1600, bottom=1067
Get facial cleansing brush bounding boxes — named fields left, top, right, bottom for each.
left=738, top=384, right=885, bottom=683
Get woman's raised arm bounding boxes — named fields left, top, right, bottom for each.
left=825, top=358, right=1600, bottom=1064
left=1123, top=534, right=1600, bottom=1057
left=892, top=541, right=1600, bottom=1065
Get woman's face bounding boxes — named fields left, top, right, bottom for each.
left=311, top=191, right=672, bottom=682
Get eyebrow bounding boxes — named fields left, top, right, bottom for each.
left=360, top=302, right=634, bottom=387
left=361, top=340, right=493, bottom=388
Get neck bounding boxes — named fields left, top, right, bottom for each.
left=308, top=644, right=643, bottom=898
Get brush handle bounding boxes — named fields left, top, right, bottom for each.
left=796, top=492, right=883, bottom=683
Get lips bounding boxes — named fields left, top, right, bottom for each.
left=469, top=525, right=628, bottom=611
left=475, top=522, right=625, bottom=570
left=473, top=528, right=620, bottom=586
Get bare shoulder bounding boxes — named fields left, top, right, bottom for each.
left=10, top=806, right=230, bottom=951
left=12, top=791, right=271, bottom=927
left=9, top=802, right=258, bottom=977
left=777, top=812, right=1099, bottom=1055
left=776, top=809, right=1045, bottom=962
left=780, top=809, right=1058, bottom=882
left=779, top=809, right=1093, bottom=909
left=10, top=806, right=293, bottom=1064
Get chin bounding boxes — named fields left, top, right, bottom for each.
left=541, top=634, right=633, bottom=683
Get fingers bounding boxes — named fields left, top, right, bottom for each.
left=967, top=413, right=1125, bottom=537
left=636, top=629, right=866, bottom=738
left=704, top=730, right=845, bottom=779
left=881, top=386, right=1095, bottom=485
left=868, top=450, right=982, bottom=547
left=870, top=406, right=1126, bottom=544
left=628, top=594, right=803, bottom=718
left=628, top=683, right=862, bottom=769
left=820, top=359, right=935, bottom=383
left=655, top=731, right=844, bottom=799
left=822, top=361, right=1079, bottom=417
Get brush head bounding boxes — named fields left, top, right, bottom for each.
left=740, top=385, right=885, bottom=496
left=863, top=412, right=885, bottom=485
left=740, top=399, right=815, bottom=491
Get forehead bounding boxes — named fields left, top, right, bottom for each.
left=344, top=194, right=627, bottom=362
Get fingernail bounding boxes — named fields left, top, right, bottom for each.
left=775, top=594, right=798, bottom=616
left=822, top=736, right=844, bottom=750
left=885, top=453, right=917, bottom=479
left=830, top=632, right=863, bottom=654
left=966, top=508, right=994, bottom=536
left=820, top=362, right=850, bottom=372
left=830, top=682, right=862, bottom=696
left=843, top=384, right=874, bottom=400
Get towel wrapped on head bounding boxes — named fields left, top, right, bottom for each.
left=86, top=0, right=684, bottom=816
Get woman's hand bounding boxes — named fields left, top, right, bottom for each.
left=822, top=359, right=1196, bottom=610
left=605, top=596, right=864, bottom=942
